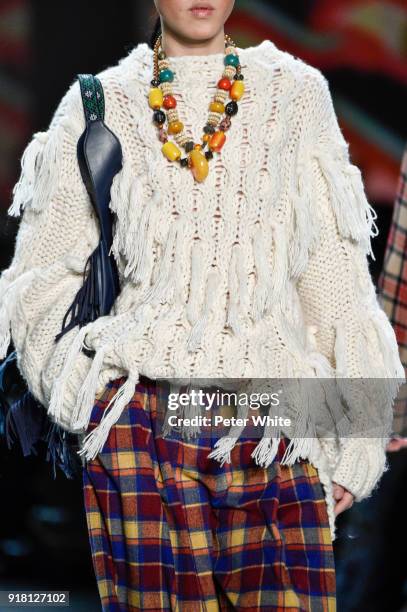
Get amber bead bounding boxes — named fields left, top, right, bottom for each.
left=209, top=101, right=225, bottom=114
left=230, top=80, right=245, bottom=101
left=162, top=141, right=181, bottom=161
left=163, top=95, right=177, bottom=109
left=189, top=149, right=209, bottom=182
left=168, top=120, right=184, bottom=134
left=209, top=131, right=226, bottom=152
left=194, top=143, right=202, bottom=150
left=217, top=77, right=232, bottom=91
left=203, top=134, right=210, bottom=142
left=149, top=87, right=163, bottom=109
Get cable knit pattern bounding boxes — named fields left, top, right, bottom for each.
left=0, top=39, right=405, bottom=540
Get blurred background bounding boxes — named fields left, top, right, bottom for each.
left=0, top=1, right=406, bottom=610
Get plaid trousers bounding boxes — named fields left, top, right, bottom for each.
left=83, top=375, right=336, bottom=611
left=378, top=145, right=407, bottom=435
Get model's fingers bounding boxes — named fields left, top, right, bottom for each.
left=334, top=491, right=354, bottom=516
left=386, top=436, right=407, bottom=452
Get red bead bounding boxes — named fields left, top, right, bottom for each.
left=217, top=78, right=232, bottom=91
left=163, top=94, right=177, bottom=109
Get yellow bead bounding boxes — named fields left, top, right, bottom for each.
left=203, top=134, right=210, bottom=142
left=148, top=87, right=163, bottom=109
left=189, top=149, right=209, bottom=182
left=168, top=120, right=184, bottom=134
left=162, top=141, right=181, bottom=161
left=209, top=101, right=225, bottom=114
left=230, top=80, right=245, bottom=101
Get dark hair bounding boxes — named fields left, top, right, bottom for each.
left=149, top=15, right=162, bottom=50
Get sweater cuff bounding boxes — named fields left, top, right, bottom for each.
left=332, top=437, right=388, bottom=502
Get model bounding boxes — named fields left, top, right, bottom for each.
left=0, top=1, right=405, bottom=610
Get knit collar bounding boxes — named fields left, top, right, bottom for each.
left=119, top=39, right=280, bottom=85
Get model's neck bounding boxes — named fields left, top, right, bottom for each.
left=160, top=28, right=226, bottom=58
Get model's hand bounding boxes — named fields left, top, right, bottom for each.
left=386, top=435, right=407, bottom=452
left=332, top=482, right=354, bottom=516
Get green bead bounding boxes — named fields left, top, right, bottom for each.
left=159, top=69, right=174, bottom=83
left=224, top=54, right=239, bottom=67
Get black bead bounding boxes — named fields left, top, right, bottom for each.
left=150, top=78, right=160, bottom=87
left=205, top=150, right=213, bottom=160
left=203, top=124, right=215, bottom=134
left=234, top=73, right=244, bottom=80
left=184, top=141, right=194, bottom=152
left=201, top=141, right=207, bottom=150
left=180, top=157, right=189, bottom=167
left=153, top=109, right=166, bottom=125
left=225, top=101, right=238, bottom=116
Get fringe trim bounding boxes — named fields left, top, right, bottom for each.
left=0, top=270, right=37, bottom=359
left=333, top=313, right=404, bottom=438
left=251, top=225, right=272, bottom=323
left=186, top=240, right=205, bottom=327
left=187, top=270, right=220, bottom=353
left=48, top=325, right=91, bottom=421
left=8, top=132, right=49, bottom=216
left=125, top=191, right=161, bottom=284
left=9, top=128, right=63, bottom=217
left=370, top=309, right=405, bottom=380
left=226, top=244, right=243, bottom=335
left=110, top=165, right=161, bottom=287
left=315, top=146, right=379, bottom=260
left=288, top=156, right=321, bottom=278
left=141, top=221, right=178, bottom=307
left=206, top=399, right=250, bottom=467
left=69, top=342, right=114, bottom=430
left=267, top=219, right=288, bottom=310
left=77, top=371, right=139, bottom=461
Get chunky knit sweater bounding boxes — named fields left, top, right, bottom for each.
left=1, top=39, right=405, bottom=540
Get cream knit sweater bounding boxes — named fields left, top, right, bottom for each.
left=0, top=39, right=405, bottom=540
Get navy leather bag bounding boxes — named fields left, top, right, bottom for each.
left=0, top=74, right=123, bottom=477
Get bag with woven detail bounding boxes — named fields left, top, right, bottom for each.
left=0, top=74, right=123, bottom=478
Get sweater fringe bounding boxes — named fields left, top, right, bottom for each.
left=315, top=145, right=379, bottom=260
left=8, top=132, right=49, bottom=216
left=0, top=270, right=37, bottom=359
left=77, top=370, right=139, bottom=461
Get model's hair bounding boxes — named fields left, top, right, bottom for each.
left=149, top=15, right=162, bottom=50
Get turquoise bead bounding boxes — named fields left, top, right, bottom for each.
left=224, top=54, right=239, bottom=67
left=159, top=69, right=174, bottom=83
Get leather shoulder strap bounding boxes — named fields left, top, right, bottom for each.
left=77, top=74, right=105, bottom=123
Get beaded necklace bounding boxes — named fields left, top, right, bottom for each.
left=148, top=33, right=245, bottom=183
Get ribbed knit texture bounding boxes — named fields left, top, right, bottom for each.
left=1, top=39, right=405, bottom=540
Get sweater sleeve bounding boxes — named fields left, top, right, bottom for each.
left=0, top=79, right=103, bottom=429
left=295, top=69, right=405, bottom=501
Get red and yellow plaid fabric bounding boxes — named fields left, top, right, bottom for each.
left=83, top=375, right=336, bottom=611
left=378, top=146, right=407, bottom=369
left=378, top=146, right=407, bottom=435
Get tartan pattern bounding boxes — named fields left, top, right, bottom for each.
left=378, top=146, right=407, bottom=435
left=83, top=375, right=336, bottom=611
